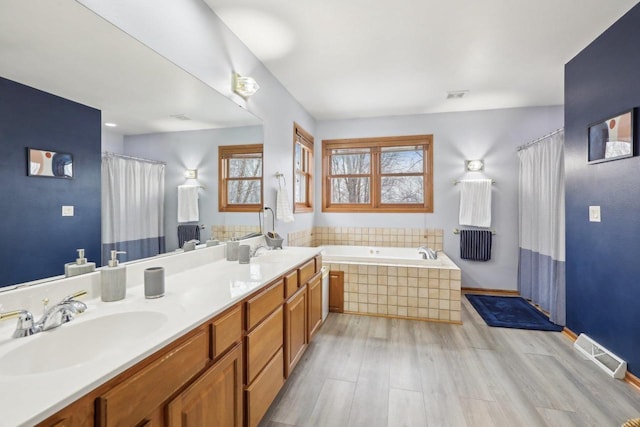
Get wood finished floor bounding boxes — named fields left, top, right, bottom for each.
left=259, top=297, right=640, bottom=427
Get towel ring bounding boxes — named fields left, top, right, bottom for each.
left=275, top=172, right=286, bottom=188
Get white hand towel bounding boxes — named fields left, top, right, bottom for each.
left=459, top=179, right=492, bottom=227
left=178, top=185, right=199, bottom=222
left=276, top=185, right=295, bottom=223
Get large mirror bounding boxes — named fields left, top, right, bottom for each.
left=0, top=0, right=262, bottom=289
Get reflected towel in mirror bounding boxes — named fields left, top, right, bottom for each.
left=178, top=185, right=199, bottom=222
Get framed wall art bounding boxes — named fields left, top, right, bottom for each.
left=588, top=109, right=634, bottom=163
left=27, top=147, right=73, bottom=178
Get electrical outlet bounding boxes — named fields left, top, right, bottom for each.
left=589, top=205, right=601, bottom=222
left=62, top=205, right=74, bottom=217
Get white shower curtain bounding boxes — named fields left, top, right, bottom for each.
left=517, top=130, right=566, bottom=325
left=101, top=154, right=166, bottom=265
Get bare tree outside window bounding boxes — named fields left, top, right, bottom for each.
left=380, top=146, right=424, bottom=204
left=330, top=148, right=370, bottom=203
left=219, top=144, right=263, bottom=212
left=293, top=123, right=314, bottom=212
left=227, top=156, right=262, bottom=204
left=322, top=135, right=433, bottom=213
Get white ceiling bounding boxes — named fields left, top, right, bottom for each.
left=0, top=0, right=260, bottom=136
left=205, top=0, right=638, bottom=120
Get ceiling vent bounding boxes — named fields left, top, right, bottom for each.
left=446, top=90, right=469, bottom=99
left=170, top=114, right=191, bottom=121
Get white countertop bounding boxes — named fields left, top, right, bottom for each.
left=0, top=244, right=321, bottom=427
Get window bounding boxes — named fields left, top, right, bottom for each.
left=293, top=123, right=314, bottom=212
left=218, top=144, right=263, bottom=212
left=322, top=135, right=433, bottom=213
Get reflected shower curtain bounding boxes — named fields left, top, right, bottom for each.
left=101, top=154, right=166, bottom=265
left=518, top=131, right=566, bottom=325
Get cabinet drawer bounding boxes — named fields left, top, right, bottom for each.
left=245, top=306, right=283, bottom=384
left=245, top=348, right=285, bottom=427
left=283, top=269, right=299, bottom=299
left=96, top=327, right=210, bottom=427
left=298, top=259, right=315, bottom=285
left=246, top=279, right=284, bottom=331
left=212, top=304, right=242, bottom=359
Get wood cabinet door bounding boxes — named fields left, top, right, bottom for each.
left=167, top=343, right=243, bottom=427
left=284, top=286, right=308, bottom=377
left=307, top=273, right=322, bottom=340
left=329, top=271, right=344, bottom=313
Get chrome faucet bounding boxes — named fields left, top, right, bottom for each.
left=183, top=240, right=200, bottom=252
left=251, top=244, right=270, bottom=257
left=0, top=309, right=39, bottom=338
left=0, top=290, right=87, bottom=338
left=38, top=293, right=87, bottom=331
left=418, top=246, right=439, bottom=260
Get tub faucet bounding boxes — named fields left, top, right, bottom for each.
left=418, top=246, right=439, bottom=260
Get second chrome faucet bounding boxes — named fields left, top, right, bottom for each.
left=0, top=290, right=87, bottom=338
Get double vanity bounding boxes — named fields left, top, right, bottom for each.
left=0, top=239, right=323, bottom=427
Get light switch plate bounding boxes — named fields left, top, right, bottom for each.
left=589, top=205, right=601, bottom=222
left=62, top=205, right=74, bottom=217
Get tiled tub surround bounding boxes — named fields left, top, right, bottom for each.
left=322, top=245, right=461, bottom=323
left=211, top=224, right=260, bottom=242
left=287, top=228, right=314, bottom=247
left=288, top=226, right=444, bottom=249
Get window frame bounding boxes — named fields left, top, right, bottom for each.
left=293, top=122, right=314, bottom=213
left=322, top=135, right=433, bottom=213
left=218, top=143, right=264, bottom=212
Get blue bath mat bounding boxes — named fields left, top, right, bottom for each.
left=465, top=294, right=563, bottom=332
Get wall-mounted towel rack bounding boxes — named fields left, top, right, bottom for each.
left=275, top=171, right=286, bottom=187
left=453, top=179, right=496, bottom=185
left=453, top=228, right=496, bottom=235
left=178, top=184, right=206, bottom=189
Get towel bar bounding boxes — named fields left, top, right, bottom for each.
left=453, top=179, right=496, bottom=185
left=453, top=228, right=496, bottom=235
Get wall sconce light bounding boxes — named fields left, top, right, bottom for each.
left=465, top=159, right=484, bottom=172
left=184, top=169, right=198, bottom=179
left=232, top=72, right=260, bottom=99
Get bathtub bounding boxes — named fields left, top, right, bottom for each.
left=321, top=245, right=454, bottom=268
left=320, top=245, right=461, bottom=323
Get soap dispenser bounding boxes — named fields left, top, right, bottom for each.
left=101, top=250, right=127, bottom=302
left=66, top=249, right=96, bottom=277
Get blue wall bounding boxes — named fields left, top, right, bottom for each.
left=565, top=5, right=640, bottom=376
left=0, top=77, right=101, bottom=288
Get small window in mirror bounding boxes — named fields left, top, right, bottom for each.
left=219, top=144, right=263, bottom=212
left=293, top=123, right=314, bottom=212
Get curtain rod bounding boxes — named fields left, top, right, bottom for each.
left=517, top=128, right=564, bottom=152
left=102, top=152, right=166, bottom=165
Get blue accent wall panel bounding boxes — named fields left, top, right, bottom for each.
left=0, top=77, right=101, bottom=287
left=565, top=4, right=640, bottom=376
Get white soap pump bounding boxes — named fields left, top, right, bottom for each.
left=66, top=249, right=96, bottom=277
left=101, top=250, right=127, bottom=302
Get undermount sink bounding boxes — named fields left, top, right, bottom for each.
left=0, top=311, right=168, bottom=376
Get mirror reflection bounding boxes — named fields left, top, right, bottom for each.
left=0, top=1, right=262, bottom=289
